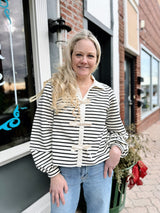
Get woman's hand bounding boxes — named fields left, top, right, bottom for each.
left=50, top=173, right=68, bottom=207
left=104, top=146, right=122, bottom=178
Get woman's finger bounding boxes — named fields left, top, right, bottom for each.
left=51, top=192, right=55, bottom=204
left=55, top=193, right=60, bottom=207
left=104, top=163, right=108, bottom=178
left=59, top=191, right=65, bottom=205
left=108, top=167, right=113, bottom=177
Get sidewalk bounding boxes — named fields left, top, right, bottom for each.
left=121, top=120, right=160, bottom=213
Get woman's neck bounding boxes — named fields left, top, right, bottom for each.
left=77, top=75, right=94, bottom=98
left=77, top=75, right=93, bottom=86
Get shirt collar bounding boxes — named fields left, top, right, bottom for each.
left=91, top=75, right=105, bottom=90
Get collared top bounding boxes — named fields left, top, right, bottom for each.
left=30, top=77, right=128, bottom=178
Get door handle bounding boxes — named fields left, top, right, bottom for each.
left=128, top=96, right=133, bottom=105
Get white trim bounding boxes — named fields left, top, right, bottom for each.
left=0, top=142, right=30, bottom=167
left=22, top=193, right=50, bottom=213
left=134, top=0, right=139, bottom=5
left=29, top=0, right=51, bottom=93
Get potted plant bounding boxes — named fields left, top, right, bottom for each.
left=109, top=124, right=149, bottom=213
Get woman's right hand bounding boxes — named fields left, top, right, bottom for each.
left=50, top=173, right=68, bottom=207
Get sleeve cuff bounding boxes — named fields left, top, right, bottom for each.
left=48, top=166, right=60, bottom=178
left=109, top=142, right=128, bottom=158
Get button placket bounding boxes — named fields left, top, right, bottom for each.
left=77, top=102, right=85, bottom=166
left=76, top=88, right=92, bottom=166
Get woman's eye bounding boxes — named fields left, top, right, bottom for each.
left=76, top=53, right=82, bottom=57
left=88, top=54, right=94, bottom=58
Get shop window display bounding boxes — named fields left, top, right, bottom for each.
left=0, top=0, right=36, bottom=151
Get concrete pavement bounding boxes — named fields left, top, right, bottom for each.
left=121, top=120, right=160, bottom=213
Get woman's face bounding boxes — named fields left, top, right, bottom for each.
left=71, top=39, right=97, bottom=80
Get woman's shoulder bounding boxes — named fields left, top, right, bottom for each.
left=43, top=78, right=53, bottom=92
left=96, top=81, right=117, bottom=100
left=96, top=81, right=114, bottom=93
left=37, top=79, right=53, bottom=101
left=29, top=78, right=53, bottom=103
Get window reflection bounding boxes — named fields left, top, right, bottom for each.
left=0, top=0, right=35, bottom=151
left=152, top=58, right=158, bottom=108
left=141, top=50, right=151, bottom=112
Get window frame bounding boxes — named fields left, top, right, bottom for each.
left=141, top=44, right=160, bottom=120
left=152, top=57, right=159, bottom=109
left=0, top=0, right=51, bottom=166
left=83, top=0, right=113, bottom=35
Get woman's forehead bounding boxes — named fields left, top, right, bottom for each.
left=73, top=39, right=97, bottom=52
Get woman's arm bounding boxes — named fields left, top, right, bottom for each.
left=104, top=89, right=129, bottom=178
left=106, top=89, right=128, bottom=157
left=30, top=82, right=60, bottom=177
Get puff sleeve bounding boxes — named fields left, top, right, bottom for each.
left=30, top=83, right=60, bottom=177
left=106, top=89, right=128, bottom=158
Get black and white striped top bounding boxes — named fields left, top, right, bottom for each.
left=30, top=78, right=128, bottom=178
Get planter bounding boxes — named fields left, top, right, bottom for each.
left=109, top=164, right=135, bottom=213
left=109, top=176, right=127, bottom=213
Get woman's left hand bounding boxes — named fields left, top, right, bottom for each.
left=104, top=146, right=121, bottom=178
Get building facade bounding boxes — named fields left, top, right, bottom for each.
left=0, top=0, right=120, bottom=212
left=119, top=0, right=160, bottom=131
left=0, top=0, right=159, bottom=212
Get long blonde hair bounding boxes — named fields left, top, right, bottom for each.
left=31, top=29, right=101, bottom=114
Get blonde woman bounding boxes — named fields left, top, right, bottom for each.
left=30, top=29, right=128, bottom=213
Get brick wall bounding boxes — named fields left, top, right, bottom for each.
left=60, top=0, right=83, bottom=38
left=137, top=109, right=160, bottom=132
left=119, top=0, right=125, bottom=122
left=139, top=0, right=160, bottom=59
left=135, top=56, right=141, bottom=128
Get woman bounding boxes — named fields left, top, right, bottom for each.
left=30, top=29, right=128, bottom=213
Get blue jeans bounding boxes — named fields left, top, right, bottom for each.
left=50, top=162, right=113, bottom=213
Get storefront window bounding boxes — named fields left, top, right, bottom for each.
left=141, top=48, right=160, bottom=117
left=152, top=58, right=158, bottom=108
left=141, top=50, right=151, bottom=112
left=0, top=0, right=36, bottom=151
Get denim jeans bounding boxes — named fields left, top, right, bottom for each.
left=50, top=162, right=113, bottom=213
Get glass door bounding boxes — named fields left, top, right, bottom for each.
left=124, top=56, right=135, bottom=127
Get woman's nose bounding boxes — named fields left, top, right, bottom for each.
left=81, top=56, right=87, bottom=63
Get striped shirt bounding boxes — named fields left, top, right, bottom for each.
left=30, top=78, right=128, bottom=178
